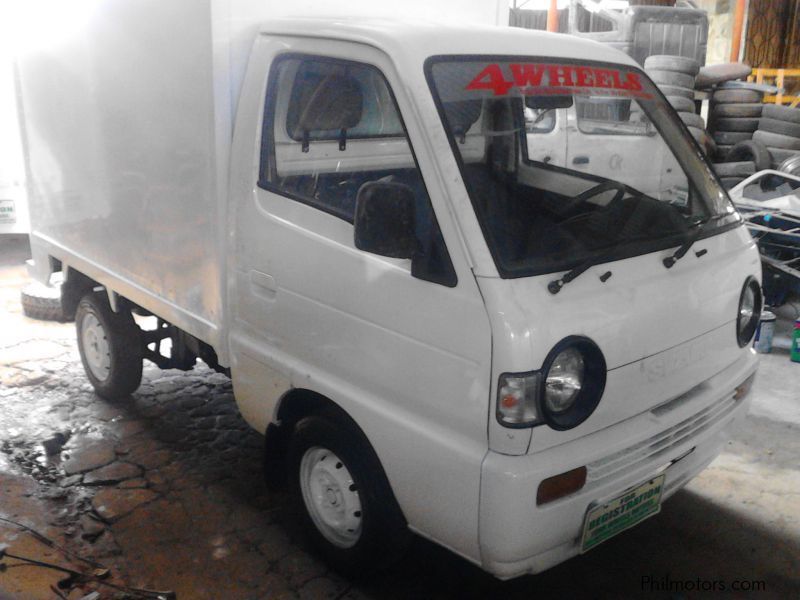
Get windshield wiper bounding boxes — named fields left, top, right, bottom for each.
left=662, top=214, right=720, bottom=268
left=547, top=253, right=613, bottom=295
left=547, top=232, right=657, bottom=295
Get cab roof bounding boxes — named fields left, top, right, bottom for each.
left=259, top=17, right=638, bottom=68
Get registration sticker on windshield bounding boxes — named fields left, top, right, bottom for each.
left=466, top=63, right=654, bottom=100
left=580, top=474, right=665, bottom=553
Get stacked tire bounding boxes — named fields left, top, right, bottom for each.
left=643, top=55, right=714, bottom=155
left=754, top=104, right=800, bottom=171
left=707, top=87, right=764, bottom=162
left=711, top=156, right=757, bottom=190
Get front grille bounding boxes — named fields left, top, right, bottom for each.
left=586, top=390, right=740, bottom=485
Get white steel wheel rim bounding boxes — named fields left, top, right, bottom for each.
left=299, top=446, right=363, bottom=548
left=81, top=313, right=111, bottom=381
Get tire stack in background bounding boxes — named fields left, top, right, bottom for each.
left=754, top=104, right=800, bottom=171
left=706, top=87, right=764, bottom=189
left=707, top=87, right=764, bottom=162
left=709, top=101, right=800, bottom=187
left=642, top=55, right=714, bottom=156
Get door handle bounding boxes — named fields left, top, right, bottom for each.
left=572, top=156, right=590, bottom=165
left=249, top=270, right=277, bottom=299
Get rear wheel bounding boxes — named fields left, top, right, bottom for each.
left=20, top=281, right=66, bottom=322
left=75, top=292, right=142, bottom=399
left=287, top=411, right=410, bottom=574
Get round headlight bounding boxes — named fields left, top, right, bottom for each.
left=544, top=348, right=585, bottom=414
left=539, top=337, right=607, bottom=431
left=737, top=277, right=762, bottom=347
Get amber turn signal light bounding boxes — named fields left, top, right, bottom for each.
left=537, top=466, right=587, bottom=506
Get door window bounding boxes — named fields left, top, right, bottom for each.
left=259, top=55, right=456, bottom=286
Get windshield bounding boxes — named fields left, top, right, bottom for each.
left=426, top=58, right=740, bottom=277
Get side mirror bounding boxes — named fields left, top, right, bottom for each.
left=354, top=181, right=417, bottom=259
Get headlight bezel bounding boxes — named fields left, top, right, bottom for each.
left=543, top=346, right=586, bottom=415
left=736, top=277, right=762, bottom=348
left=496, top=336, right=607, bottom=431
left=539, top=337, right=607, bottom=431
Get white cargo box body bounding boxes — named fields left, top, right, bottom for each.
left=18, top=0, right=508, bottom=361
left=20, top=0, right=242, bottom=354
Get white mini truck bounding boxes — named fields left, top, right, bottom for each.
left=18, top=4, right=762, bottom=579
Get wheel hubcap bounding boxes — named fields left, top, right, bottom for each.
left=81, top=313, right=110, bottom=381
left=299, top=447, right=362, bottom=548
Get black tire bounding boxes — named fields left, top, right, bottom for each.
left=647, top=69, right=695, bottom=89
left=75, top=292, right=142, bottom=399
left=287, top=410, right=410, bottom=575
left=719, top=176, right=745, bottom=190
left=715, top=143, right=734, bottom=160
left=695, top=63, right=752, bottom=88
left=762, top=104, right=800, bottom=124
left=710, top=103, right=763, bottom=118
left=713, top=89, right=763, bottom=104
left=713, top=117, right=759, bottom=132
left=713, top=131, right=752, bottom=145
left=713, top=161, right=756, bottom=177
left=666, top=96, right=696, bottom=113
left=704, top=132, right=718, bottom=157
left=678, top=112, right=705, bottom=129
left=758, top=117, right=800, bottom=138
left=644, top=55, right=700, bottom=76
left=726, top=139, right=772, bottom=170
left=20, top=282, right=66, bottom=322
left=753, top=130, right=800, bottom=150
left=657, top=84, right=694, bottom=99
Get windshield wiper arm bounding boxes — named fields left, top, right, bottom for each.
left=548, top=254, right=612, bottom=295
left=547, top=232, right=658, bottom=295
left=662, top=215, right=719, bottom=268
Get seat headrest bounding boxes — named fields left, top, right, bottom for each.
left=444, top=100, right=482, bottom=141
left=290, top=73, right=364, bottom=135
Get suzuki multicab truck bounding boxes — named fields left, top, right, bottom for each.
left=17, top=7, right=762, bottom=579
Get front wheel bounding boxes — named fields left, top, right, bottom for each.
left=287, top=411, right=410, bottom=574
left=75, top=292, right=142, bottom=399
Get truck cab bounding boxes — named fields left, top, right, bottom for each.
left=226, top=20, right=760, bottom=577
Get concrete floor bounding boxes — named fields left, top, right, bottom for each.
left=0, top=234, right=798, bottom=600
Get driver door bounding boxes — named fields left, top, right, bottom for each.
left=227, top=37, right=492, bottom=556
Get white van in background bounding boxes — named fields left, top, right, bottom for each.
left=0, top=54, right=28, bottom=235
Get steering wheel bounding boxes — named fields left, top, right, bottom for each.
left=559, top=181, right=625, bottom=233
left=561, top=181, right=627, bottom=216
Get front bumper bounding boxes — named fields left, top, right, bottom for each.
left=478, top=350, right=758, bottom=579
